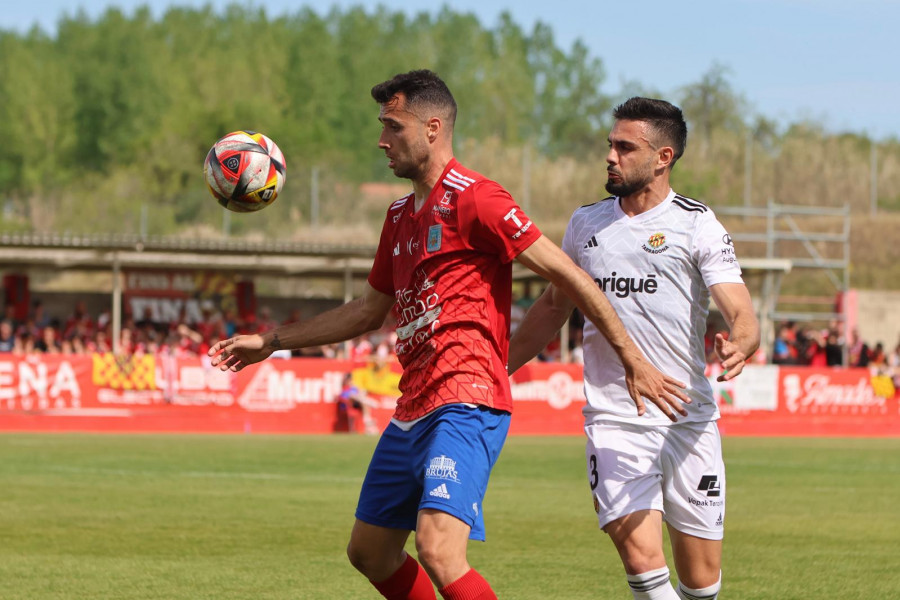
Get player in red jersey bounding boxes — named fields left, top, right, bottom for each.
left=209, top=70, right=687, bottom=600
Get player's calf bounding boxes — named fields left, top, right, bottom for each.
left=368, top=553, right=437, bottom=600
left=438, top=568, right=497, bottom=600
left=626, top=566, right=680, bottom=600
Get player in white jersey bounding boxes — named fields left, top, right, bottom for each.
left=509, top=97, right=759, bottom=600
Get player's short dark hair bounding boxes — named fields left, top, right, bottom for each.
left=371, top=69, right=457, bottom=128
left=613, top=97, right=687, bottom=165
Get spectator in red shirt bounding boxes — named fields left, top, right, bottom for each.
left=63, top=300, right=94, bottom=342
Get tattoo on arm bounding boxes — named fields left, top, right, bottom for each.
left=269, top=333, right=283, bottom=350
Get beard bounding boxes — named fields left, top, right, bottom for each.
left=605, top=162, right=655, bottom=197
left=388, top=146, right=427, bottom=181
left=390, top=162, right=416, bottom=180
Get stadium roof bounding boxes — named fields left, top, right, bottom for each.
left=0, top=233, right=793, bottom=280
left=0, top=232, right=378, bottom=277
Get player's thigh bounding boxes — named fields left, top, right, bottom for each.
left=585, top=421, right=666, bottom=530
left=603, top=509, right=668, bottom=575
left=660, top=421, right=725, bottom=541
left=667, top=525, right=722, bottom=588
left=346, top=518, right=412, bottom=580
left=415, top=508, right=473, bottom=585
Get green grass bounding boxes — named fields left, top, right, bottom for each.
left=1, top=434, right=898, bottom=599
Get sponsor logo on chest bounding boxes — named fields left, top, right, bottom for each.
left=432, top=190, right=455, bottom=218
left=594, top=272, right=659, bottom=298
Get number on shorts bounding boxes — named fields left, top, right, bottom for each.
left=589, top=454, right=598, bottom=490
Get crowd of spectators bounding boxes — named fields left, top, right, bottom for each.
left=2, top=299, right=899, bottom=386
left=0, top=298, right=398, bottom=364
left=762, top=321, right=900, bottom=385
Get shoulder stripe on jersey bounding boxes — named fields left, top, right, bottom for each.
left=443, top=179, right=467, bottom=192
left=390, top=198, right=408, bottom=210
left=672, top=198, right=707, bottom=213
left=673, top=194, right=708, bottom=211
left=580, top=195, right=615, bottom=209
left=444, top=173, right=474, bottom=191
left=448, top=168, right=476, bottom=184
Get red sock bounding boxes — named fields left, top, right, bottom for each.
left=438, top=569, right=497, bottom=600
left=370, top=553, right=436, bottom=600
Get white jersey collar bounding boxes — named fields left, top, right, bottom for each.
left=613, top=189, right=676, bottom=221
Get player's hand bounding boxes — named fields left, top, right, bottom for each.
left=714, top=332, right=747, bottom=382
left=208, top=334, right=272, bottom=372
left=622, top=353, right=689, bottom=422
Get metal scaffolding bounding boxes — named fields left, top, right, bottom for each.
left=716, top=201, right=851, bottom=361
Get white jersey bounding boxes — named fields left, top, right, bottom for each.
left=562, top=189, right=744, bottom=426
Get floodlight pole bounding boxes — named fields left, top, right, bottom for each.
left=112, top=252, right=122, bottom=355
left=343, top=259, right=353, bottom=359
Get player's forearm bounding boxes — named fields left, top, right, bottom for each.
left=728, top=310, right=761, bottom=360
left=508, top=291, right=570, bottom=374
left=261, top=297, right=385, bottom=352
left=712, top=283, right=761, bottom=362
left=516, top=236, right=643, bottom=365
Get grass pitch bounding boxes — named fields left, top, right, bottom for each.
left=1, top=433, right=898, bottom=599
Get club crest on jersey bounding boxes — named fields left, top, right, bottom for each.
left=427, top=224, right=443, bottom=252
left=642, top=232, right=670, bottom=255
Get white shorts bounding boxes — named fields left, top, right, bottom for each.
left=585, top=420, right=725, bottom=540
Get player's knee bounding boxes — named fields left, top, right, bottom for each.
left=413, top=534, right=445, bottom=572
left=676, top=572, right=721, bottom=600
left=346, top=539, right=383, bottom=578
left=415, top=532, right=467, bottom=583
left=621, top=552, right=667, bottom=578
left=345, top=540, right=366, bottom=573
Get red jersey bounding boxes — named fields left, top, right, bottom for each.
left=368, top=159, right=542, bottom=421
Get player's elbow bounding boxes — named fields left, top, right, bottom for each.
left=359, top=309, right=388, bottom=333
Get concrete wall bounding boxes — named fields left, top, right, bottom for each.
left=855, top=290, right=900, bottom=351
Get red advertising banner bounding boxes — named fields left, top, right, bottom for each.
left=0, top=355, right=897, bottom=436
left=713, top=365, right=900, bottom=437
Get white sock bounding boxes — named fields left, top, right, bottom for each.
left=626, top=566, right=680, bottom=600
left=676, top=572, right=721, bottom=600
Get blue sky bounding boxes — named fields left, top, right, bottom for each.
left=4, top=0, right=898, bottom=140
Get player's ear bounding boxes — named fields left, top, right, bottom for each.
left=657, top=146, right=675, bottom=170
left=426, top=117, right=441, bottom=142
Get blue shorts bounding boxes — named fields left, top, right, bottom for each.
left=354, top=404, right=510, bottom=541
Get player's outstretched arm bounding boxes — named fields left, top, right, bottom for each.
left=507, top=283, right=574, bottom=374
left=209, top=283, right=395, bottom=372
left=516, top=235, right=689, bottom=421
left=709, top=283, right=760, bottom=382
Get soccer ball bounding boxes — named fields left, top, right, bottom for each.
left=203, top=131, right=286, bottom=212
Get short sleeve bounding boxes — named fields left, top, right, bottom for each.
left=561, top=210, right=579, bottom=265
left=463, top=180, right=542, bottom=263
left=693, top=212, right=744, bottom=287
left=367, top=210, right=396, bottom=296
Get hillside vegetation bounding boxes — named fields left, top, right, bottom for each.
left=1, top=5, right=898, bottom=289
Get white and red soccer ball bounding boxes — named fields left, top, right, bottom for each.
left=203, top=131, right=286, bottom=213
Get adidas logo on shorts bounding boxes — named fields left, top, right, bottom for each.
left=429, top=484, right=451, bottom=499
